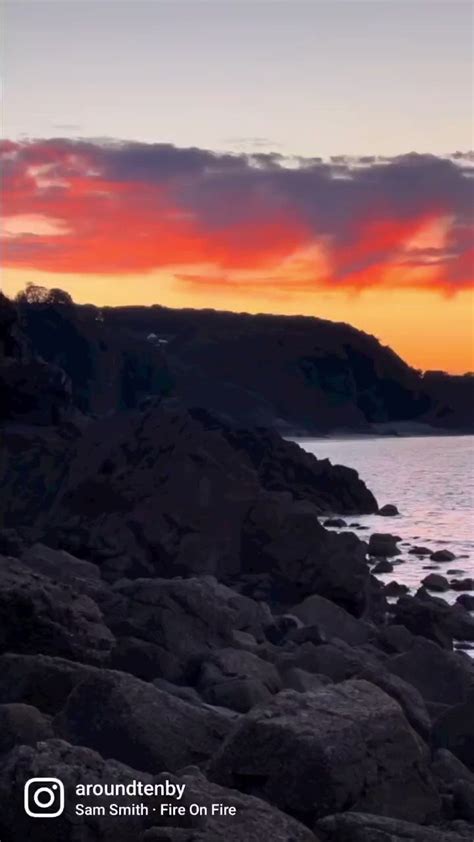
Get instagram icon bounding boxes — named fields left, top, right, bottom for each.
left=24, top=778, right=65, bottom=818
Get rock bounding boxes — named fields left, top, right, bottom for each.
left=290, top=593, right=371, bottom=646
left=376, top=624, right=415, bottom=654
left=391, top=592, right=474, bottom=649
left=384, top=581, right=409, bottom=598
left=275, top=640, right=384, bottom=683
left=191, top=410, right=379, bottom=515
left=357, top=667, right=432, bottom=739
left=372, top=559, right=394, bottom=574
left=323, top=518, right=347, bottom=528
left=0, top=739, right=155, bottom=841
left=422, top=574, right=450, bottom=593
left=55, top=669, right=232, bottom=774
left=368, top=533, right=401, bottom=557
left=317, top=812, right=467, bottom=841
left=208, top=679, right=440, bottom=824
left=0, top=529, right=24, bottom=557
left=456, top=594, right=474, bottom=611
left=103, top=576, right=271, bottom=683
left=452, top=780, right=474, bottom=822
left=387, top=639, right=474, bottom=706
left=144, top=767, right=319, bottom=842
left=0, top=703, right=53, bottom=755
left=409, top=546, right=432, bottom=556
left=109, top=636, right=182, bottom=683
left=433, top=693, right=474, bottom=772
left=241, top=493, right=369, bottom=611
left=432, top=749, right=474, bottom=790
left=197, top=648, right=282, bottom=713
left=379, top=504, right=400, bottom=516
left=430, top=551, right=456, bottom=563
left=280, top=668, right=333, bottom=693
left=21, top=542, right=101, bottom=584
left=450, top=579, right=474, bottom=592
left=0, top=557, right=114, bottom=664
left=0, top=652, right=100, bottom=714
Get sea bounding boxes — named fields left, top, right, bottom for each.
left=298, top=435, right=474, bottom=606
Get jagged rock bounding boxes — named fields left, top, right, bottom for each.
left=290, top=593, right=371, bottom=645
left=433, top=692, right=474, bottom=772
left=242, top=494, right=369, bottom=611
left=208, top=679, right=440, bottom=824
left=368, top=533, right=401, bottom=557
left=387, top=639, right=474, bottom=706
left=196, top=648, right=282, bottom=712
left=0, top=739, right=155, bottom=842
left=190, top=409, right=378, bottom=513
left=317, top=812, right=467, bottom=841
left=55, top=669, right=232, bottom=774
left=0, top=703, right=53, bottom=754
left=379, top=504, right=400, bottom=516
left=0, top=557, right=114, bottom=664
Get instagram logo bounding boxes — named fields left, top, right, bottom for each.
left=24, top=778, right=65, bottom=818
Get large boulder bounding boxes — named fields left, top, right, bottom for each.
left=317, top=812, right=468, bottom=842
left=55, top=669, right=232, bottom=774
left=208, top=679, right=440, bottom=824
left=0, top=557, right=114, bottom=664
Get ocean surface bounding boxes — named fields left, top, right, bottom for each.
left=298, top=435, right=474, bottom=606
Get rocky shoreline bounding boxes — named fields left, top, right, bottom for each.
left=0, top=293, right=473, bottom=841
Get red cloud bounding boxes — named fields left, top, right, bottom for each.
left=2, top=139, right=473, bottom=292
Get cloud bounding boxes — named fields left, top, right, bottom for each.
left=1, top=138, right=472, bottom=293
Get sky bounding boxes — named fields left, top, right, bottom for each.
left=1, top=0, right=473, bottom=373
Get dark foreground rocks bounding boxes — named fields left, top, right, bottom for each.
left=0, top=306, right=472, bottom=841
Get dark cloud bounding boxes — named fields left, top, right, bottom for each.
left=2, top=138, right=473, bottom=289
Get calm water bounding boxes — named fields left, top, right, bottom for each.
left=298, top=436, right=474, bottom=605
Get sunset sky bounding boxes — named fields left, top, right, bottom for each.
left=2, top=0, right=473, bottom=373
